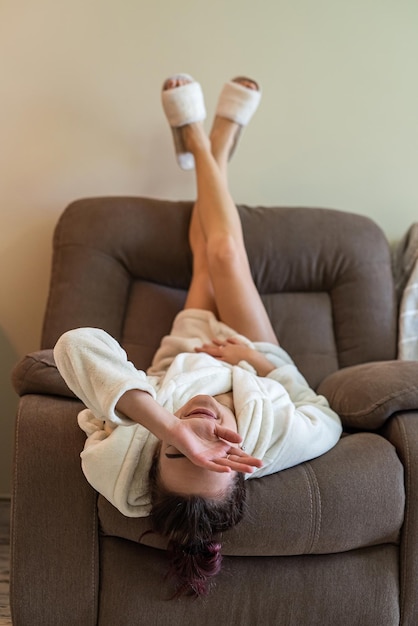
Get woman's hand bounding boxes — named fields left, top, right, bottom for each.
left=196, top=337, right=276, bottom=376
left=195, top=337, right=253, bottom=365
left=170, top=416, right=263, bottom=474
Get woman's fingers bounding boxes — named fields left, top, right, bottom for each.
left=229, top=447, right=263, bottom=468
left=214, top=425, right=242, bottom=444
left=214, top=445, right=263, bottom=472
left=226, top=337, right=244, bottom=345
left=213, top=454, right=263, bottom=473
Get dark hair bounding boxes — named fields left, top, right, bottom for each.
left=148, top=452, right=246, bottom=598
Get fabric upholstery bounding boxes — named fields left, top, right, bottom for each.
left=41, top=198, right=397, bottom=388
left=10, top=395, right=98, bottom=626
left=11, top=349, right=74, bottom=398
left=98, top=432, right=404, bottom=556
left=98, top=538, right=400, bottom=626
left=317, top=360, right=418, bottom=429
left=10, top=197, right=417, bottom=625
left=383, top=413, right=418, bottom=623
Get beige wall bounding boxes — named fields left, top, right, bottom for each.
left=1, top=0, right=417, bottom=495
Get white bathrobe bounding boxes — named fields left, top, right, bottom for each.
left=54, top=309, right=342, bottom=518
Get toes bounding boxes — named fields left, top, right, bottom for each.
left=163, top=76, right=191, bottom=91
left=232, top=76, right=259, bottom=91
left=163, top=78, right=175, bottom=90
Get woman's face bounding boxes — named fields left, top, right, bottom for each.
left=158, top=393, right=237, bottom=498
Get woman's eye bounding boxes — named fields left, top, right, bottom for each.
left=165, top=446, right=185, bottom=459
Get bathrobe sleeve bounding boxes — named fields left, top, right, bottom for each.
left=53, top=328, right=161, bottom=517
left=54, top=327, right=157, bottom=426
left=233, top=360, right=342, bottom=479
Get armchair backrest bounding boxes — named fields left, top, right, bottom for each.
left=42, top=197, right=397, bottom=388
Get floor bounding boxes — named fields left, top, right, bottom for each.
left=0, top=500, right=11, bottom=625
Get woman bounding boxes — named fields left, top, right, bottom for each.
left=54, top=74, right=342, bottom=598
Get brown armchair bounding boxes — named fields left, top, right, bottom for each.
left=10, top=197, right=418, bottom=625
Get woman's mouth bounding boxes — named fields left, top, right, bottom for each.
left=186, top=408, right=217, bottom=420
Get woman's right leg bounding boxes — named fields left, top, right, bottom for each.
left=184, top=120, right=278, bottom=345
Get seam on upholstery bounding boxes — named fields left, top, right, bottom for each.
left=301, top=464, right=322, bottom=554
left=396, top=418, right=410, bottom=624
left=119, top=275, right=133, bottom=345
left=300, top=465, right=313, bottom=553
left=329, top=289, right=341, bottom=371
left=27, top=354, right=57, bottom=369
left=10, top=402, right=21, bottom=621
left=305, top=463, right=322, bottom=553
left=90, top=492, right=99, bottom=625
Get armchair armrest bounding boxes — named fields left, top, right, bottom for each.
left=10, top=394, right=99, bottom=625
left=382, top=412, right=418, bottom=624
left=317, top=360, right=418, bottom=430
left=11, top=349, right=75, bottom=398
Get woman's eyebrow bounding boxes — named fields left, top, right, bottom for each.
left=165, top=452, right=186, bottom=459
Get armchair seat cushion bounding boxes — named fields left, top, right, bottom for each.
left=98, top=432, right=404, bottom=557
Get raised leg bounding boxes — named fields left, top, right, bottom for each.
left=163, top=76, right=216, bottom=314
left=163, top=76, right=277, bottom=344
left=184, top=125, right=278, bottom=345
left=184, top=196, right=217, bottom=314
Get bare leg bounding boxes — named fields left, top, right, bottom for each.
left=163, top=76, right=216, bottom=314
left=184, top=196, right=217, bottom=314
left=183, top=122, right=278, bottom=345
left=164, top=77, right=277, bottom=343
left=183, top=77, right=258, bottom=314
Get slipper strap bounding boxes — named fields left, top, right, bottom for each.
left=161, top=81, right=206, bottom=128
left=216, top=81, right=261, bottom=126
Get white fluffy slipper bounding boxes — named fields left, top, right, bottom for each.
left=161, top=74, right=206, bottom=170
left=214, top=77, right=261, bottom=158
